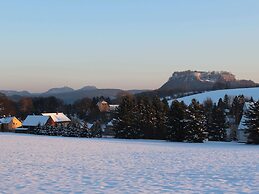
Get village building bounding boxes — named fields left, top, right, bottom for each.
left=0, top=116, right=22, bottom=132
left=22, top=115, right=52, bottom=129
left=237, top=102, right=253, bottom=143
left=109, top=105, right=119, bottom=112
left=42, top=113, right=71, bottom=127
left=225, top=115, right=238, bottom=141
left=97, top=101, right=110, bottom=112
left=103, top=120, right=115, bottom=137
left=97, top=101, right=119, bottom=112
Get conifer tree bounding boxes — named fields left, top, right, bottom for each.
left=113, top=96, right=141, bottom=139
left=231, top=95, right=245, bottom=124
left=135, top=96, right=154, bottom=139
left=203, top=98, right=213, bottom=133
left=208, top=104, right=227, bottom=141
left=167, top=100, right=187, bottom=142
left=223, top=94, right=230, bottom=109
left=151, top=96, right=168, bottom=139
left=185, top=99, right=206, bottom=143
left=244, top=101, right=259, bottom=144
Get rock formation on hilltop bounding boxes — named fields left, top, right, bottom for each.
left=159, top=70, right=257, bottom=93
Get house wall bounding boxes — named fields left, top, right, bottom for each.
left=0, top=118, right=22, bottom=132
left=55, top=121, right=70, bottom=127
left=237, top=129, right=248, bottom=143
left=98, top=101, right=110, bottom=112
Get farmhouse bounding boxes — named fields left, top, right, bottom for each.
left=97, top=101, right=119, bottom=112
left=97, top=101, right=110, bottom=112
left=42, top=113, right=71, bottom=127
left=22, top=115, right=51, bottom=129
left=0, top=116, right=22, bottom=132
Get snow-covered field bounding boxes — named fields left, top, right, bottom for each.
left=169, top=87, right=259, bottom=105
left=0, top=133, right=258, bottom=194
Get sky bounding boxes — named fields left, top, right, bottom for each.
left=0, top=0, right=259, bottom=92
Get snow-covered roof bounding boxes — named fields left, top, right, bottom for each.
left=23, top=115, right=50, bottom=127
left=107, top=121, right=114, bottom=126
left=42, top=113, right=71, bottom=123
left=87, top=123, right=93, bottom=129
left=109, top=105, right=119, bottom=111
left=0, top=117, right=15, bottom=124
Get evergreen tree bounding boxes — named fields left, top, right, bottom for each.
left=231, top=95, right=245, bottom=124
left=167, top=100, right=187, bottom=142
left=135, top=96, right=154, bottom=139
left=244, top=101, right=259, bottom=144
left=208, top=104, right=227, bottom=141
left=203, top=98, right=213, bottom=134
left=223, top=94, right=230, bottom=109
left=185, top=99, right=206, bottom=143
left=113, top=96, right=142, bottom=139
left=151, top=96, right=168, bottom=139
left=217, top=98, right=225, bottom=111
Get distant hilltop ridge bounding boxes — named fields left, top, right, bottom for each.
left=159, top=70, right=258, bottom=92
left=0, top=86, right=148, bottom=104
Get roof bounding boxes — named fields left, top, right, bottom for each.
left=42, top=113, right=71, bottom=123
left=87, top=123, right=93, bottom=129
left=109, top=105, right=119, bottom=111
left=0, top=117, right=15, bottom=124
left=23, top=115, right=50, bottom=127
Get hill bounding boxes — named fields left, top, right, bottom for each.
left=0, top=87, right=148, bottom=104
left=168, top=87, right=259, bottom=105
left=160, top=70, right=257, bottom=93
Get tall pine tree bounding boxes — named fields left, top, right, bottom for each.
left=151, top=96, right=168, bottom=140
left=113, top=96, right=142, bottom=139
left=208, top=104, right=227, bottom=141
left=167, top=100, right=187, bottom=142
left=244, top=101, right=259, bottom=144
left=185, top=99, right=206, bottom=143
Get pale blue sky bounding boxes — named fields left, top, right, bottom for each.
left=0, top=0, right=259, bottom=92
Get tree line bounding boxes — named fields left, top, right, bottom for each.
left=113, top=94, right=258, bottom=143
left=0, top=93, right=110, bottom=122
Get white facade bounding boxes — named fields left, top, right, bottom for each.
left=237, top=102, right=253, bottom=143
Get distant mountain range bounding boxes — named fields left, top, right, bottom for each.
left=1, top=70, right=258, bottom=103
left=0, top=86, right=147, bottom=104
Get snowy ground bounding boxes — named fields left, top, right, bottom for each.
left=0, top=133, right=258, bottom=194
left=168, top=87, right=259, bottom=105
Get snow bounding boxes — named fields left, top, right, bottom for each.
left=169, top=87, right=259, bottom=105
left=42, top=113, right=71, bottom=123
left=0, top=133, right=258, bottom=193
left=0, top=117, right=14, bottom=124
left=22, top=115, right=50, bottom=127
left=87, top=123, right=93, bottom=129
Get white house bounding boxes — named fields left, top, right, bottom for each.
left=237, top=102, right=253, bottom=143
left=23, top=115, right=51, bottom=128
left=42, top=113, right=71, bottom=127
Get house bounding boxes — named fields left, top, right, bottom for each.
left=103, top=120, right=115, bottom=137
left=97, top=101, right=110, bottom=112
left=97, top=101, right=119, bottom=112
left=0, top=116, right=22, bottom=132
left=225, top=115, right=238, bottom=141
left=109, top=105, right=119, bottom=112
left=237, top=102, right=253, bottom=143
left=42, top=113, right=71, bottom=127
left=22, top=115, right=51, bottom=129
